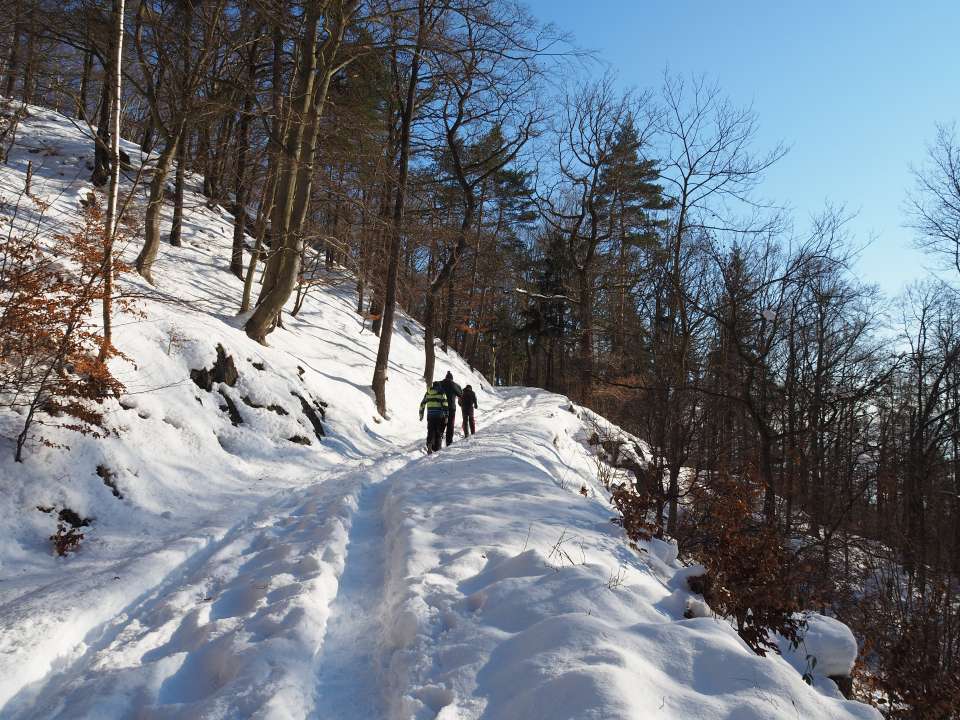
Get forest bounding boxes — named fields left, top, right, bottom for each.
left=0, top=0, right=959, bottom=716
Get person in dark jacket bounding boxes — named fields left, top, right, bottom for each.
left=459, top=384, right=478, bottom=437
left=419, top=380, right=449, bottom=453
left=439, top=371, right=462, bottom=446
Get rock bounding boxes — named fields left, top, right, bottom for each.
left=58, top=508, right=91, bottom=528
left=684, top=596, right=711, bottom=619
left=96, top=464, right=123, bottom=499
left=829, top=674, right=853, bottom=699
left=190, top=344, right=239, bottom=391
left=687, top=572, right=714, bottom=600
left=799, top=614, right=859, bottom=677
left=218, top=389, right=243, bottom=426
left=292, top=392, right=325, bottom=441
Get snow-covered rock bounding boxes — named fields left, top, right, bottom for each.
left=802, top=614, right=860, bottom=677
left=779, top=612, right=861, bottom=687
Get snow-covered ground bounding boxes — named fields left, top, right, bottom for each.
left=0, top=103, right=881, bottom=718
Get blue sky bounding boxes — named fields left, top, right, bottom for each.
left=523, top=0, right=959, bottom=297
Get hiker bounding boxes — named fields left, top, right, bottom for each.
left=419, top=380, right=450, bottom=453
left=439, top=371, right=462, bottom=446
left=460, top=384, right=478, bottom=437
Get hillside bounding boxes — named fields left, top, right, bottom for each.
left=0, top=105, right=881, bottom=719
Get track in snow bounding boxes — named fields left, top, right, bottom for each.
left=312, top=480, right=390, bottom=719
left=1, top=399, right=514, bottom=719
left=0, top=449, right=417, bottom=720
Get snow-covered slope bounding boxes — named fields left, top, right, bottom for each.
left=0, top=104, right=880, bottom=719
left=0, top=102, right=492, bottom=710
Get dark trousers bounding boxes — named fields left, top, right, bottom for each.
left=445, top=406, right=457, bottom=446
left=426, top=415, right=446, bottom=452
left=462, top=412, right=475, bottom=436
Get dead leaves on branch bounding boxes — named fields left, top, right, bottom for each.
left=0, top=194, right=134, bottom=459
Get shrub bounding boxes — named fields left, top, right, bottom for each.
left=610, top=479, right=659, bottom=542
left=0, top=194, right=128, bottom=460
left=49, top=508, right=92, bottom=556
left=681, top=470, right=811, bottom=656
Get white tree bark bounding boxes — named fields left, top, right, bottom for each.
left=100, top=0, right=124, bottom=359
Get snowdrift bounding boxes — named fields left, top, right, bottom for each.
left=378, top=391, right=879, bottom=720
left=0, top=104, right=880, bottom=719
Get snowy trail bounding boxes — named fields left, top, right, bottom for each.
left=312, top=480, right=390, bottom=719
left=1, top=447, right=419, bottom=720
left=1, top=388, right=516, bottom=720
left=1, top=386, right=883, bottom=720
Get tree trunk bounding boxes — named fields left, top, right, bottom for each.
left=440, top=270, right=454, bottom=352
left=241, top=24, right=283, bottom=315
left=78, top=48, right=92, bottom=120
left=369, top=180, right=393, bottom=336
left=241, top=166, right=278, bottom=313
left=3, top=0, right=21, bottom=97
left=467, top=286, right=487, bottom=365
left=206, top=113, right=234, bottom=204
left=168, top=126, right=187, bottom=246
left=245, top=1, right=354, bottom=343
left=423, top=200, right=474, bottom=384
left=91, top=72, right=111, bottom=186
left=459, top=190, right=489, bottom=355
left=21, top=11, right=35, bottom=105
left=666, top=460, right=681, bottom=535
left=231, top=80, right=254, bottom=278
left=99, top=0, right=125, bottom=361
left=135, top=135, right=179, bottom=283
left=372, top=2, right=425, bottom=414
left=577, top=265, right=593, bottom=405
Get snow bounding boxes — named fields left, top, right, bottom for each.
left=0, top=102, right=490, bottom=712
left=782, top=613, right=860, bottom=678
left=376, top=391, right=879, bottom=720
left=0, top=103, right=881, bottom=718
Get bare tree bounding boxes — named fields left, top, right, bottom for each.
left=371, top=0, right=437, bottom=414
left=419, top=0, right=543, bottom=385
left=245, top=0, right=361, bottom=343
left=132, top=0, right=228, bottom=284
left=909, top=123, right=960, bottom=278
left=99, top=0, right=124, bottom=358
left=654, top=74, right=785, bottom=533
left=536, top=77, right=651, bottom=405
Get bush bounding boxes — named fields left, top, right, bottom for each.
left=610, top=479, right=659, bottom=542
left=0, top=194, right=128, bottom=460
left=680, top=471, right=810, bottom=656
left=49, top=507, right=92, bottom=556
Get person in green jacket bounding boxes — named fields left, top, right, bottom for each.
left=419, top=380, right=450, bottom=453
